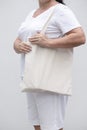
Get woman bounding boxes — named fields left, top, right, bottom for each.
left=13, top=0, right=85, bottom=130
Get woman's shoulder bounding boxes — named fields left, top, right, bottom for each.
left=55, top=3, right=74, bottom=16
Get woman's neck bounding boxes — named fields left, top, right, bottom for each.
left=39, top=0, right=58, bottom=10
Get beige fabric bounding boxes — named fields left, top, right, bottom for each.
left=20, top=47, right=72, bottom=95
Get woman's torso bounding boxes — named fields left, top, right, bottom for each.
left=18, top=4, right=81, bottom=95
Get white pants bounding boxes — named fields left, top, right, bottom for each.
left=26, top=91, right=69, bottom=130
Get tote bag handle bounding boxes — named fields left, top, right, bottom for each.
left=41, top=5, right=57, bottom=34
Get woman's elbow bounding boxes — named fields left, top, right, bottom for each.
left=76, top=28, right=86, bottom=45
left=74, top=27, right=86, bottom=45
left=82, top=34, right=86, bottom=44
left=79, top=33, right=86, bottom=45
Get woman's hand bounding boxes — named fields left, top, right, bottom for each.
left=14, top=37, right=32, bottom=54
left=29, top=33, right=51, bottom=48
left=29, top=27, right=86, bottom=49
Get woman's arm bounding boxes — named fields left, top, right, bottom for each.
left=13, top=37, right=32, bottom=54
left=29, top=27, right=86, bottom=48
left=48, top=27, right=86, bottom=48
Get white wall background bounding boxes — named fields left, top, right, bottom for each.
left=0, top=0, right=87, bottom=130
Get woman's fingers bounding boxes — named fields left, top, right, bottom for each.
left=19, top=42, right=32, bottom=53
left=29, top=34, right=43, bottom=42
left=28, top=33, right=49, bottom=48
left=29, top=37, right=39, bottom=42
left=20, top=47, right=31, bottom=53
left=23, top=43, right=32, bottom=50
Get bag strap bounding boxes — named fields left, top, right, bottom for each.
left=41, top=5, right=57, bottom=34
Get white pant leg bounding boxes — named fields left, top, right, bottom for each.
left=26, top=92, right=40, bottom=125
left=26, top=91, right=69, bottom=130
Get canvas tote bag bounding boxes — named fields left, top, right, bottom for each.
left=20, top=6, right=72, bottom=95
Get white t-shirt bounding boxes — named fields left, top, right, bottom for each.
left=18, top=4, right=81, bottom=95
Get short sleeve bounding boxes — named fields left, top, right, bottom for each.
left=55, top=5, right=81, bottom=35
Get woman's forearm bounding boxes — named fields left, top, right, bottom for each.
left=48, top=28, right=86, bottom=48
